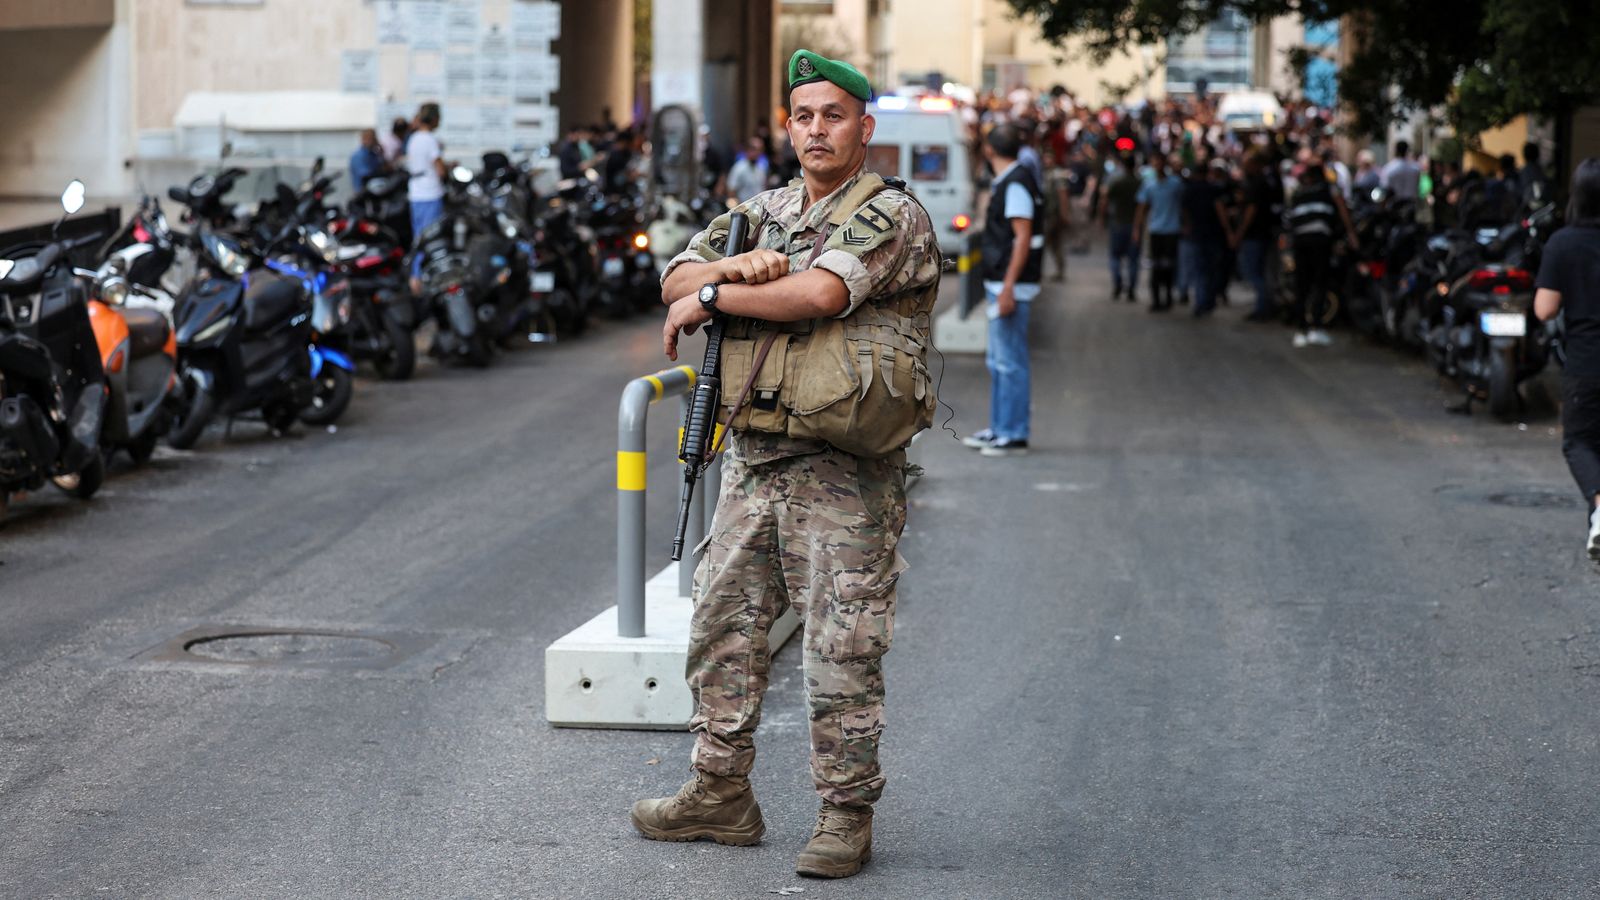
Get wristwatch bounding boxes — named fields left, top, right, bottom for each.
left=698, top=282, right=719, bottom=313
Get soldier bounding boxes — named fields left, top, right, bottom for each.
left=635, top=49, right=941, bottom=879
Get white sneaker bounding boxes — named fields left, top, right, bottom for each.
left=1588, top=509, right=1600, bottom=562
left=961, top=429, right=997, bottom=449
left=1308, top=329, right=1333, bottom=346
left=1292, top=332, right=1309, bottom=348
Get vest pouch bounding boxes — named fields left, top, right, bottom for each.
left=718, top=330, right=790, bottom=434
left=782, top=314, right=933, bottom=459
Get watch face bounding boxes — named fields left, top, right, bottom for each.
left=700, top=284, right=715, bottom=303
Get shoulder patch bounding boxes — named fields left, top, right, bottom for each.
left=841, top=201, right=897, bottom=246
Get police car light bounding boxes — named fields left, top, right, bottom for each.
left=873, top=96, right=909, bottom=110
left=952, top=214, right=971, bottom=232
left=918, top=97, right=955, bottom=112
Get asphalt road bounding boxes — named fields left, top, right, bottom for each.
left=2, top=257, right=1598, bottom=899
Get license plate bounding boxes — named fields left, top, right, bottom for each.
left=602, top=257, right=625, bottom=277
left=530, top=272, right=555, bottom=292
left=1480, top=311, right=1526, bottom=337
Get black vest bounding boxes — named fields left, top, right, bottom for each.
left=1287, top=180, right=1338, bottom=241
left=982, top=163, right=1045, bottom=283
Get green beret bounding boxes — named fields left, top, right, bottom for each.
left=787, top=49, right=872, bottom=102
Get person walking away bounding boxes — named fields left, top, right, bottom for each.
left=1101, top=153, right=1142, bottom=301
left=961, top=123, right=1042, bottom=456
left=1380, top=140, right=1422, bottom=201
left=1232, top=152, right=1280, bottom=321
left=1535, top=158, right=1600, bottom=561
left=641, top=49, right=942, bottom=879
left=1286, top=162, right=1358, bottom=347
left=1041, top=148, right=1073, bottom=281
left=725, top=137, right=770, bottom=204
left=349, top=129, right=385, bottom=188
left=1134, top=153, right=1184, bottom=312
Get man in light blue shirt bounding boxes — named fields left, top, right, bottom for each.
left=1134, top=153, right=1184, bottom=311
left=963, top=124, right=1044, bottom=457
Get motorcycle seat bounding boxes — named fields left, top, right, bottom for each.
left=122, top=306, right=171, bottom=359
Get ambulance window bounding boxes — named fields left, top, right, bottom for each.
left=867, top=144, right=901, bottom=177
left=911, top=144, right=949, bottom=181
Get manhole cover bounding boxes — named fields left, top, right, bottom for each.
left=185, top=632, right=395, bottom=663
left=137, top=625, right=435, bottom=671
left=1486, top=490, right=1579, bottom=510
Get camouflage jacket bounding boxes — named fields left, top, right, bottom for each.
left=662, top=168, right=941, bottom=464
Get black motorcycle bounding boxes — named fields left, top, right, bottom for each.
left=0, top=184, right=109, bottom=510
left=1422, top=206, right=1559, bottom=419
left=165, top=226, right=351, bottom=448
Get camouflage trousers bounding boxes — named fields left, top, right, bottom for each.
left=688, top=445, right=908, bottom=810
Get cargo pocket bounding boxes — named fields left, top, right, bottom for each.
left=743, top=333, right=789, bottom=433
left=819, top=552, right=908, bottom=661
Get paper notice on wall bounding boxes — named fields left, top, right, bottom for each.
left=446, top=0, right=479, bottom=46
left=409, top=1, right=447, bottom=51
left=478, top=104, right=514, bottom=152
left=410, top=67, right=445, bottom=103
left=377, top=0, right=407, bottom=45
left=445, top=53, right=476, bottom=98
left=438, top=105, right=477, bottom=154
left=380, top=100, right=411, bottom=131
left=512, top=0, right=559, bottom=47
left=342, top=50, right=377, bottom=95
left=513, top=53, right=559, bottom=103
left=479, top=25, right=512, bottom=99
left=513, top=104, right=558, bottom=151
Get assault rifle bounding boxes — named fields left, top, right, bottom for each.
left=671, top=211, right=749, bottom=561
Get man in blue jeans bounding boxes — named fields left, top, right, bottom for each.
left=1231, top=152, right=1281, bottom=321
left=1100, top=153, right=1142, bottom=301
left=963, top=124, right=1043, bottom=458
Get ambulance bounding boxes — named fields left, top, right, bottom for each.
left=865, top=95, right=975, bottom=254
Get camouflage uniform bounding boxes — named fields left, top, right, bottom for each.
left=662, top=169, right=939, bottom=809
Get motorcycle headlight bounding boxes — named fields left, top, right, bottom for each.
left=497, top=212, right=519, bottom=240
left=305, top=226, right=339, bottom=265
left=99, top=275, right=130, bottom=307
left=203, top=233, right=249, bottom=277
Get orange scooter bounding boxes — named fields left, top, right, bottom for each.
left=84, top=261, right=180, bottom=463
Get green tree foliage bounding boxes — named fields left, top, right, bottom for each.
left=1005, top=0, right=1600, bottom=135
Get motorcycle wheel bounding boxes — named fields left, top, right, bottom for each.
left=464, top=333, right=494, bottom=368
left=127, top=431, right=160, bottom=465
left=550, top=287, right=587, bottom=337
left=1488, top=349, right=1518, bottom=421
left=53, top=452, right=105, bottom=499
left=300, top=365, right=353, bottom=426
left=373, top=315, right=417, bottom=381
left=167, top=371, right=217, bottom=450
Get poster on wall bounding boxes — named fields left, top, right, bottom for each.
left=446, top=0, right=479, bottom=46
left=377, top=0, right=408, bottom=45
left=445, top=54, right=476, bottom=98
left=341, top=50, right=377, bottom=95
left=512, top=1, right=560, bottom=47
left=409, top=1, right=447, bottom=51
left=478, top=104, right=514, bottom=152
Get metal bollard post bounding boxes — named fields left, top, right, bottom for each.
left=616, top=365, right=698, bottom=638
left=958, top=231, right=983, bottom=318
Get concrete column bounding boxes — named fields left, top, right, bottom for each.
left=556, top=0, right=635, bottom=130
left=652, top=0, right=706, bottom=116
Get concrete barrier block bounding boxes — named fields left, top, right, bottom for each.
left=934, top=305, right=986, bottom=354
left=545, top=563, right=800, bottom=729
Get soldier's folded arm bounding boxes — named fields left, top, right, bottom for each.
left=811, top=198, right=930, bottom=318
left=712, top=269, right=849, bottom=321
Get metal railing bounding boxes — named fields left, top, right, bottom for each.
left=616, top=364, right=719, bottom=638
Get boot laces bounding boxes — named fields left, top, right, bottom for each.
left=815, top=806, right=862, bottom=839
left=671, top=771, right=709, bottom=808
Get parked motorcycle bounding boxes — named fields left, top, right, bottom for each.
left=165, top=224, right=350, bottom=449
left=85, top=256, right=181, bottom=463
left=0, top=182, right=109, bottom=511
left=1422, top=205, right=1559, bottom=419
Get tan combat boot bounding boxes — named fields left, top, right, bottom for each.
left=630, top=770, right=765, bottom=846
left=794, top=804, right=873, bottom=878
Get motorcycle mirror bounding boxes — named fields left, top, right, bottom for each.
left=452, top=166, right=474, bottom=184
left=61, top=180, right=86, bottom=216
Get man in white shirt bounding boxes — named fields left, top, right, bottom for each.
left=725, top=137, right=770, bottom=203
left=405, top=103, right=447, bottom=244
left=1380, top=140, right=1422, bottom=201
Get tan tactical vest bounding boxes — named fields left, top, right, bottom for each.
left=719, top=174, right=940, bottom=459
